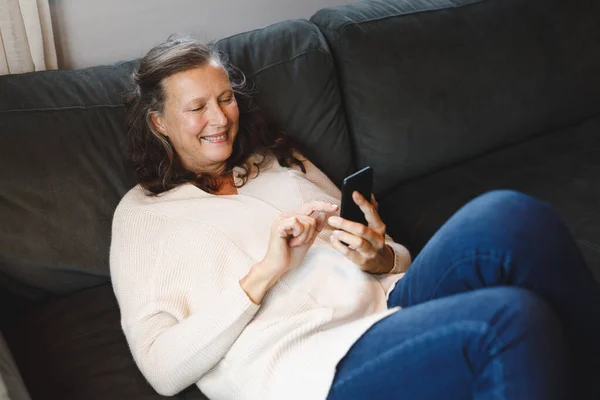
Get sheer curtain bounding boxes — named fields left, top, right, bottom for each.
left=0, top=0, right=57, bottom=75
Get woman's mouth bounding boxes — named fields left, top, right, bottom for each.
left=201, top=132, right=228, bottom=144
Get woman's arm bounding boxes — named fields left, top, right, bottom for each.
left=123, top=283, right=259, bottom=396
left=111, top=199, right=331, bottom=396
left=110, top=209, right=261, bottom=396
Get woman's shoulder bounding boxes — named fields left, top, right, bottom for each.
left=118, top=182, right=211, bottom=206
left=112, top=184, right=233, bottom=245
left=113, top=183, right=212, bottom=225
left=117, top=184, right=152, bottom=206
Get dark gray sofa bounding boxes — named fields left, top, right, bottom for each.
left=1, top=0, right=599, bottom=398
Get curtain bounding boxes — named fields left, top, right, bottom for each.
left=0, top=0, right=57, bottom=75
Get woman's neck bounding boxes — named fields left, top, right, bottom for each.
left=214, top=174, right=238, bottom=195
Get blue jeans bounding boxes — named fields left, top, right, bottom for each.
left=327, top=190, right=600, bottom=400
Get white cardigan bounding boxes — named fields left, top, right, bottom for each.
left=110, top=155, right=410, bottom=400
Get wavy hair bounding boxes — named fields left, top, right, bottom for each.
left=125, top=35, right=305, bottom=195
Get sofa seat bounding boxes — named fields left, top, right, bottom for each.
left=379, top=114, right=600, bottom=283
left=3, top=284, right=207, bottom=400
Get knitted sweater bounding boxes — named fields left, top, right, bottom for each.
left=110, top=155, right=410, bottom=400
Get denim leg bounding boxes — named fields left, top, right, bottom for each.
left=388, top=190, right=600, bottom=396
left=328, top=287, right=567, bottom=400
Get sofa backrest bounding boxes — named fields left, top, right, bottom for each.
left=215, top=20, right=353, bottom=186
left=0, top=20, right=351, bottom=301
left=0, top=62, right=137, bottom=300
left=311, top=0, right=600, bottom=194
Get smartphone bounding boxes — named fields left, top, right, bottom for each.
left=340, top=166, right=373, bottom=226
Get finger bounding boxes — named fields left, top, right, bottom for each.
left=306, top=219, right=320, bottom=246
left=370, top=194, right=379, bottom=210
left=298, top=201, right=339, bottom=216
left=281, top=211, right=327, bottom=232
left=305, top=216, right=321, bottom=245
left=328, top=215, right=377, bottom=244
left=331, top=230, right=372, bottom=254
left=314, top=212, right=327, bottom=232
left=289, top=216, right=316, bottom=247
left=279, top=216, right=302, bottom=238
left=352, top=191, right=385, bottom=232
left=329, top=235, right=363, bottom=264
left=289, top=219, right=310, bottom=246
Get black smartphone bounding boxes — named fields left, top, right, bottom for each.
left=340, top=166, right=373, bottom=226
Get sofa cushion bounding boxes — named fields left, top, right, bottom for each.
left=0, top=62, right=138, bottom=299
left=0, top=332, right=30, bottom=400
left=3, top=284, right=207, bottom=400
left=378, top=115, right=600, bottom=283
left=311, top=0, right=600, bottom=194
left=215, top=19, right=353, bottom=185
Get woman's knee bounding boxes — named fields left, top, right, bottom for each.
left=471, top=288, right=568, bottom=398
left=484, top=287, right=562, bottom=330
left=468, top=190, right=560, bottom=225
left=458, top=190, right=569, bottom=243
left=466, top=288, right=565, bottom=367
left=476, top=288, right=566, bottom=361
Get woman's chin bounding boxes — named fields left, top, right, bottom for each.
left=206, top=146, right=234, bottom=163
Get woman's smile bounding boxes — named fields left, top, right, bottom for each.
left=201, top=131, right=228, bottom=144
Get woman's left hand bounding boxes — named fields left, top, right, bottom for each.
left=327, top=191, right=394, bottom=274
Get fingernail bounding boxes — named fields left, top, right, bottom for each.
left=328, top=216, right=340, bottom=224
left=331, top=204, right=339, bottom=209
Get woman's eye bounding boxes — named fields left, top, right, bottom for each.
left=190, top=106, right=205, bottom=112
left=219, top=97, right=234, bottom=103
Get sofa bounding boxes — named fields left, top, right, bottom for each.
left=1, top=0, right=599, bottom=398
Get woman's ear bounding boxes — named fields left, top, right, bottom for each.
left=150, top=111, right=168, bottom=137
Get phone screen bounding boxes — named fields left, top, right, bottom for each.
left=340, top=166, right=373, bottom=226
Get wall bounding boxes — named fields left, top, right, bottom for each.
left=49, top=0, right=354, bottom=69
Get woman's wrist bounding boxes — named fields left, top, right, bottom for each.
left=369, top=244, right=395, bottom=275
left=240, top=261, right=282, bottom=305
left=381, top=244, right=396, bottom=274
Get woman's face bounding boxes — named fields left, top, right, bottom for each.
left=151, top=61, right=239, bottom=175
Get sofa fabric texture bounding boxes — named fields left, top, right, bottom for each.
left=3, top=284, right=207, bottom=400
left=379, top=116, right=600, bottom=283
left=311, top=0, right=600, bottom=194
left=0, top=0, right=599, bottom=399
left=0, top=62, right=138, bottom=300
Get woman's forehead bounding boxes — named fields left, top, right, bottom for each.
left=163, top=64, right=232, bottom=102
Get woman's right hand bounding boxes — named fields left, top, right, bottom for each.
left=241, top=201, right=338, bottom=304
left=262, top=201, right=338, bottom=277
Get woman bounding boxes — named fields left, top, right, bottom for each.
left=110, top=36, right=600, bottom=400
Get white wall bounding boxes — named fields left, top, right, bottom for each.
left=49, top=0, right=355, bottom=69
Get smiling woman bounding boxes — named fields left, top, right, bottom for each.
left=111, top=32, right=600, bottom=400
left=124, top=35, right=305, bottom=195
left=148, top=63, right=241, bottom=196
left=113, top=35, right=414, bottom=400
left=149, top=63, right=240, bottom=179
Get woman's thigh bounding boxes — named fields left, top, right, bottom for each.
left=388, top=190, right=599, bottom=318
left=328, top=287, right=567, bottom=400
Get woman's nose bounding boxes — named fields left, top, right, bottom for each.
left=208, top=104, right=228, bottom=126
